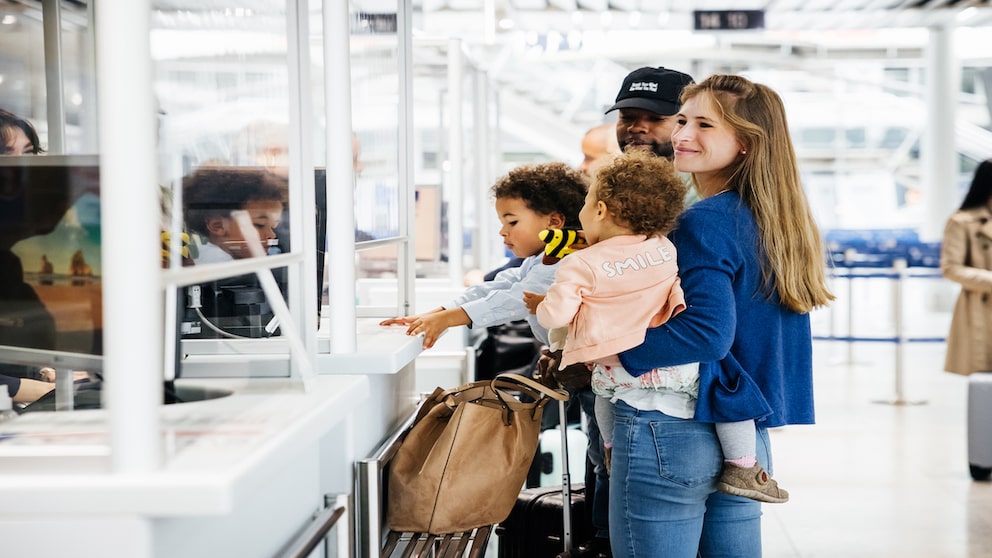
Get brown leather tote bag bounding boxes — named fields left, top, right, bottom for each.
left=386, top=372, right=568, bottom=535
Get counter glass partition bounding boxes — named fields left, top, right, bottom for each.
left=0, top=156, right=103, bottom=405
left=0, top=0, right=416, bottom=418
left=161, top=0, right=415, bottom=375
left=0, top=1, right=105, bottom=410
left=313, top=1, right=414, bottom=325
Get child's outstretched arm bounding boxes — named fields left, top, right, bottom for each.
left=379, top=307, right=444, bottom=327
left=405, top=308, right=471, bottom=349
left=380, top=307, right=471, bottom=349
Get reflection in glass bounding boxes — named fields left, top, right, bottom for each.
left=0, top=156, right=103, bottom=408
left=150, top=4, right=296, bottom=343
left=178, top=166, right=289, bottom=340
left=1, top=157, right=101, bottom=357
left=182, top=166, right=287, bottom=264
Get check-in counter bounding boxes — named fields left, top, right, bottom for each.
left=0, top=323, right=424, bottom=558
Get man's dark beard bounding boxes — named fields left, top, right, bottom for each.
left=654, top=142, right=674, bottom=160
left=620, top=140, right=674, bottom=161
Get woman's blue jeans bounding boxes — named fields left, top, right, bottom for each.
left=608, top=401, right=769, bottom=558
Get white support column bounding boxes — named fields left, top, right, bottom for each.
left=325, top=0, right=357, bottom=353
left=95, top=0, right=162, bottom=472
left=397, top=0, right=416, bottom=316
left=41, top=0, right=65, bottom=154
left=81, top=2, right=99, bottom=153
left=287, top=0, right=318, bottom=377
left=921, top=25, right=958, bottom=242
left=490, top=89, right=504, bottom=268
left=446, top=39, right=464, bottom=285
left=472, top=69, right=492, bottom=272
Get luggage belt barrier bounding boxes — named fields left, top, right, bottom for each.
left=275, top=494, right=350, bottom=558
left=814, top=258, right=944, bottom=406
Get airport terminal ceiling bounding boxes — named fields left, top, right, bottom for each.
left=2, top=1, right=990, bottom=128
left=0, top=0, right=990, bottom=224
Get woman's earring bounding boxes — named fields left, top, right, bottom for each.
left=740, top=150, right=747, bottom=155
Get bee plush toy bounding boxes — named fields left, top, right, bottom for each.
left=161, top=231, right=195, bottom=267
left=540, top=228, right=586, bottom=265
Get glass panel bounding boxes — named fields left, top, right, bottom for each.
left=0, top=156, right=104, bottom=390
left=152, top=2, right=298, bottom=352
left=357, top=247, right=400, bottom=279
left=354, top=250, right=400, bottom=316
left=0, top=3, right=102, bottom=411
left=316, top=2, right=409, bottom=319
left=178, top=165, right=288, bottom=263
left=152, top=3, right=292, bottom=266
left=350, top=9, right=401, bottom=242
left=310, top=7, right=402, bottom=243
left=0, top=4, right=96, bottom=156
left=353, top=130, right=400, bottom=240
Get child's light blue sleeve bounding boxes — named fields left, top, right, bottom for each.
left=449, top=262, right=526, bottom=309
left=450, top=256, right=559, bottom=345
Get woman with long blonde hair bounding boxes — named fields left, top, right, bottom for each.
left=611, top=74, right=833, bottom=558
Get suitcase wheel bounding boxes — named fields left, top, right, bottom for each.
left=970, top=464, right=992, bottom=481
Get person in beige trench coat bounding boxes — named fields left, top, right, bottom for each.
left=941, top=159, right=992, bottom=375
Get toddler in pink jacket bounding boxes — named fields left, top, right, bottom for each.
left=524, top=150, right=690, bottom=463
left=525, top=151, right=787, bottom=503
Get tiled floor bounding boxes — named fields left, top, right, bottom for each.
left=764, top=339, right=992, bottom=557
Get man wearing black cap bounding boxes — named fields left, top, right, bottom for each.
left=569, top=66, right=694, bottom=558
left=605, top=66, right=695, bottom=159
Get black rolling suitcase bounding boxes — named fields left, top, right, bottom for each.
left=497, top=399, right=593, bottom=558
left=496, top=484, right=590, bottom=558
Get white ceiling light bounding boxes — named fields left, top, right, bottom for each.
left=956, top=7, right=977, bottom=22
left=577, top=0, right=608, bottom=11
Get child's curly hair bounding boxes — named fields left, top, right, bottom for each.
left=490, top=161, right=587, bottom=228
left=592, top=151, right=686, bottom=237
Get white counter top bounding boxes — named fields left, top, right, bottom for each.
left=180, top=318, right=424, bottom=377
left=0, top=374, right=368, bottom=516
left=316, top=319, right=424, bottom=373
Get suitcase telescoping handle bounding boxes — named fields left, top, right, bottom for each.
left=559, top=397, right=573, bottom=555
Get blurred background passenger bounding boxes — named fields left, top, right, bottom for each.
left=578, top=122, right=621, bottom=177
left=0, top=374, right=52, bottom=404
left=0, top=109, right=44, bottom=155
left=941, top=159, right=992, bottom=376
